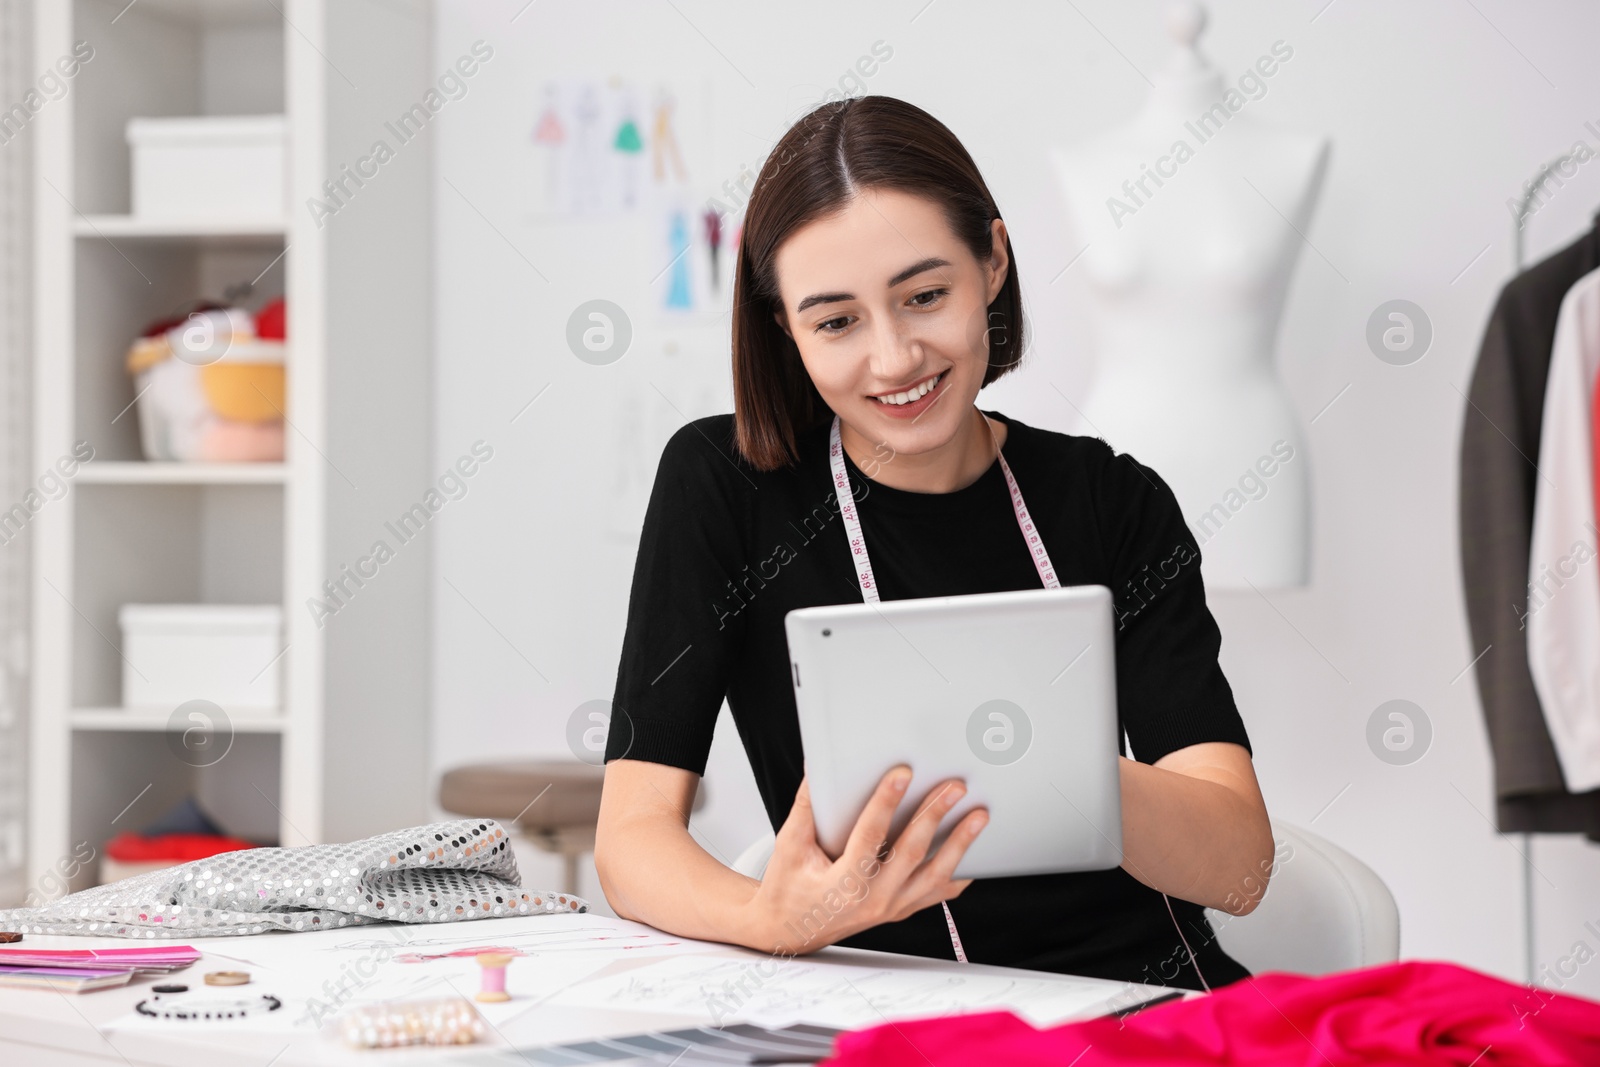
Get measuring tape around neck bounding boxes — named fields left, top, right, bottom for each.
left=823, top=410, right=1211, bottom=991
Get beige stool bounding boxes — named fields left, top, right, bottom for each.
left=437, top=760, right=705, bottom=895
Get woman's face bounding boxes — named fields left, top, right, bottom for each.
left=772, top=187, right=1009, bottom=456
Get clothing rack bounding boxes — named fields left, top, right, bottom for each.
left=1513, top=153, right=1579, bottom=267
left=1506, top=152, right=1579, bottom=987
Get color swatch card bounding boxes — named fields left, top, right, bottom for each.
left=0, top=945, right=198, bottom=969
left=0, top=945, right=198, bottom=992
left=0, top=966, right=135, bottom=992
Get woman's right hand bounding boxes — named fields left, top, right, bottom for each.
left=738, top=765, right=988, bottom=956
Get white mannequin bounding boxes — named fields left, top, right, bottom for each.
left=1051, top=2, right=1328, bottom=587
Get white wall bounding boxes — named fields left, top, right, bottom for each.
left=430, top=0, right=1600, bottom=991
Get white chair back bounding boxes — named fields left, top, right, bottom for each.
left=729, top=819, right=1400, bottom=976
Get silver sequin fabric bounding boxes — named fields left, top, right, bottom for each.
left=0, top=819, right=588, bottom=937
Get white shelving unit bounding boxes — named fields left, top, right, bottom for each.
left=73, top=216, right=288, bottom=241
left=70, top=708, right=289, bottom=733
left=76, top=462, right=290, bottom=485
left=28, top=0, right=434, bottom=893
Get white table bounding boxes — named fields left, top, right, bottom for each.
left=0, top=913, right=1191, bottom=1065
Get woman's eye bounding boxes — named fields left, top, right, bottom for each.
left=813, top=291, right=945, bottom=335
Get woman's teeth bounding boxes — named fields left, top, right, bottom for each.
left=872, top=371, right=943, bottom=406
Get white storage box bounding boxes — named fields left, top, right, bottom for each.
left=126, top=115, right=287, bottom=221
left=119, top=604, right=282, bottom=711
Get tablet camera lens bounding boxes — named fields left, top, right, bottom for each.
left=822, top=628, right=831, bottom=637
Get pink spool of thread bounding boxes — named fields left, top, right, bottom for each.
left=474, top=953, right=513, bottom=1003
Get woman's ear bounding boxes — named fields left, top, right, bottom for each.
left=986, top=217, right=1010, bottom=303
left=773, top=308, right=792, bottom=340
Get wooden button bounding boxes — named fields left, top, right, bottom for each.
left=204, top=971, right=250, bottom=986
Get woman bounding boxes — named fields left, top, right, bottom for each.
left=595, top=95, right=1273, bottom=993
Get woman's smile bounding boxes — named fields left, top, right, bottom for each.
left=867, top=368, right=950, bottom=419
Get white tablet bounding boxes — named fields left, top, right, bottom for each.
left=784, top=585, right=1122, bottom=881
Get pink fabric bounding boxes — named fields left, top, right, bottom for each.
left=822, top=960, right=1600, bottom=1066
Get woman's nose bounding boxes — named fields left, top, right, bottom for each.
left=867, top=317, right=923, bottom=381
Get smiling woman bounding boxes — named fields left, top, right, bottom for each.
left=765, top=192, right=1010, bottom=494
left=730, top=101, right=1026, bottom=495
left=595, top=95, right=1273, bottom=994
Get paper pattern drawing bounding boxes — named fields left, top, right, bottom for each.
left=553, top=952, right=1162, bottom=1030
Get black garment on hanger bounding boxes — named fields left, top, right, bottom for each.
left=1460, top=211, right=1600, bottom=838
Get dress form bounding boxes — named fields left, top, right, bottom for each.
left=1051, top=3, right=1329, bottom=587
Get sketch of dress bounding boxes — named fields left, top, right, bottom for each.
left=665, top=210, right=692, bottom=310
left=652, top=86, right=688, bottom=185
left=531, top=84, right=566, bottom=214
left=613, top=89, right=644, bottom=210
left=569, top=83, right=604, bottom=216
left=703, top=208, right=723, bottom=293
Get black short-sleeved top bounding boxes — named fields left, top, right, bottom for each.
left=606, top=409, right=1254, bottom=992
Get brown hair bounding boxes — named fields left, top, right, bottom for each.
left=730, top=95, right=1027, bottom=471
